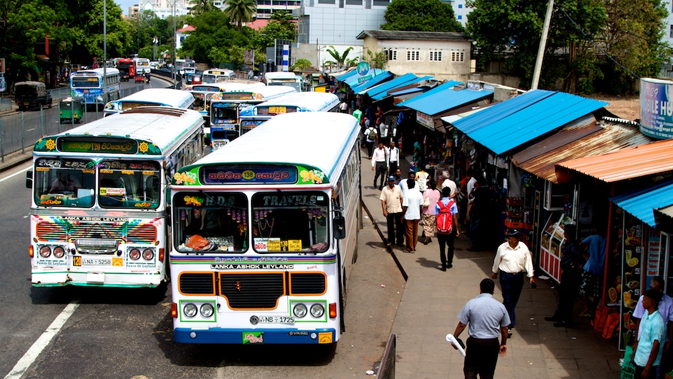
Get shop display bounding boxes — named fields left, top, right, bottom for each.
left=539, top=213, right=572, bottom=282
left=617, top=213, right=644, bottom=350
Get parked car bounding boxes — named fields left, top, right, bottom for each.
left=14, top=81, right=52, bottom=111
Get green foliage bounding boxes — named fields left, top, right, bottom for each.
left=223, top=0, right=256, bottom=31
left=382, top=0, right=464, bottom=32
left=326, top=46, right=354, bottom=70
left=364, top=49, right=387, bottom=69
left=261, top=10, right=296, bottom=42
left=189, top=0, right=217, bottom=16
left=291, top=59, right=313, bottom=71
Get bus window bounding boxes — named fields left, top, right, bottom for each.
left=173, top=192, right=248, bottom=253
left=251, top=191, right=329, bottom=253
left=34, top=159, right=96, bottom=208
left=98, top=161, right=161, bottom=209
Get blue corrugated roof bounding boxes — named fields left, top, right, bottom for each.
left=389, top=87, right=424, bottom=96
left=351, top=71, right=394, bottom=93
left=371, top=76, right=434, bottom=100
left=343, top=69, right=386, bottom=87
left=363, top=73, right=417, bottom=96
left=399, top=88, right=493, bottom=116
left=611, top=180, right=673, bottom=227
left=397, top=80, right=462, bottom=108
left=451, top=90, right=608, bottom=155
left=334, top=69, right=358, bottom=81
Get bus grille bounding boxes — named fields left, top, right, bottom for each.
left=219, top=273, right=285, bottom=309
left=36, top=222, right=67, bottom=241
left=290, top=273, right=326, bottom=295
left=127, top=224, right=157, bottom=243
left=179, top=273, right=216, bottom=295
left=70, top=223, right=124, bottom=239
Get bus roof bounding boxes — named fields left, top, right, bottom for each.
left=176, top=112, right=359, bottom=185
left=115, top=88, right=195, bottom=107
left=240, top=92, right=339, bottom=115
left=72, top=68, right=120, bottom=77
left=34, top=107, right=204, bottom=157
left=211, top=85, right=297, bottom=103
left=265, top=72, right=300, bottom=80
left=189, top=82, right=264, bottom=93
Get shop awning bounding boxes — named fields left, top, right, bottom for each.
left=397, top=80, right=462, bottom=108
left=451, top=90, right=608, bottom=155
left=398, top=88, right=493, bottom=116
left=610, top=180, right=673, bottom=228
left=343, top=69, right=387, bottom=88
left=555, top=138, right=673, bottom=183
left=654, top=204, right=673, bottom=232
left=363, top=73, right=415, bottom=96
left=333, top=69, right=357, bottom=81
left=351, top=71, right=394, bottom=93
left=512, top=120, right=653, bottom=183
left=371, top=76, right=434, bottom=100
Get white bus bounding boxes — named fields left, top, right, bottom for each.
left=263, top=72, right=303, bottom=92
left=70, top=68, right=121, bottom=108
left=134, top=57, right=151, bottom=75
left=202, top=69, right=236, bottom=83
left=169, top=112, right=361, bottom=345
left=175, top=59, right=196, bottom=76
left=104, top=88, right=195, bottom=116
left=26, top=107, right=205, bottom=288
left=238, top=92, right=339, bottom=133
left=209, top=86, right=297, bottom=149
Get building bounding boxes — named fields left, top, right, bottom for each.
left=256, top=0, right=302, bottom=19
left=356, top=30, right=472, bottom=81
left=135, top=0, right=191, bottom=19
left=176, top=25, right=195, bottom=51
left=442, top=0, right=469, bottom=27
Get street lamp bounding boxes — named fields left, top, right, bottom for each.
left=166, top=0, right=177, bottom=84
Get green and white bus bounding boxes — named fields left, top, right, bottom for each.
left=27, top=107, right=205, bottom=288
left=169, top=112, right=361, bottom=345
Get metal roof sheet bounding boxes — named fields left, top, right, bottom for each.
left=397, top=80, right=462, bottom=107
left=389, top=87, right=425, bottom=96
left=512, top=120, right=654, bottom=183
left=362, top=73, right=417, bottom=96
left=399, top=88, right=493, bottom=116
left=556, top=138, right=673, bottom=183
left=451, top=90, right=608, bottom=155
left=371, top=76, right=434, bottom=100
left=610, top=180, right=673, bottom=227
left=343, top=69, right=387, bottom=87
left=334, top=69, right=357, bottom=81
left=351, top=71, right=394, bottom=93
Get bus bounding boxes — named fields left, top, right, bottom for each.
left=263, top=72, right=303, bottom=92
left=117, top=58, right=135, bottom=82
left=104, top=88, right=195, bottom=116
left=175, top=59, right=196, bottom=76
left=70, top=68, right=121, bottom=108
left=169, top=112, right=361, bottom=345
left=26, top=106, right=205, bottom=288
left=209, top=86, right=297, bottom=149
left=202, top=69, right=235, bottom=83
left=134, top=57, right=151, bottom=75
left=238, top=92, right=339, bottom=134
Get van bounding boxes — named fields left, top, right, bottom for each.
left=15, top=81, right=52, bottom=111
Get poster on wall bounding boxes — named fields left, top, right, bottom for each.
left=618, top=213, right=644, bottom=350
left=645, top=228, right=661, bottom=287
left=539, top=213, right=572, bottom=283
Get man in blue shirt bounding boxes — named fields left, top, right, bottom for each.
left=631, top=289, right=666, bottom=379
left=579, top=226, right=606, bottom=318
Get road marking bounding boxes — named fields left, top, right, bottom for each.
left=0, top=166, right=30, bottom=184
left=4, top=301, right=79, bottom=379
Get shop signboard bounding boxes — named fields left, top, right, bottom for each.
left=640, top=78, right=673, bottom=139
left=645, top=228, right=661, bottom=290
left=539, top=213, right=572, bottom=282
left=416, top=111, right=434, bottom=130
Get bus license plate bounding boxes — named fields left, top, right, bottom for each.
left=79, top=257, right=111, bottom=266
left=269, top=106, right=286, bottom=114
left=258, top=316, right=294, bottom=324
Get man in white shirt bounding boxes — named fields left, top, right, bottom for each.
left=364, top=121, right=377, bottom=158
left=441, top=171, right=458, bottom=199
left=388, top=141, right=400, bottom=174
left=380, top=176, right=404, bottom=247
left=371, top=142, right=388, bottom=190
left=400, top=171, right=417, bottom=196
left=339, top=101, right=348, bottom=113
left=402, top=179, right=423, bottom=252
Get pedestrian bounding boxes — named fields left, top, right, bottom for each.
left=364, top=120, right=377, bottom=158
left=579, top=225, right=607, bottom=318
left=393, top=168, right=403, bottom=186
left=452, top=278, right=510, bottom=379
left=435, top=186, right=460, bottom=271
left=339, top=100, right=348, bottom=113
left=491, top=229, right=535, bottom=337
left=467, top=177, right=492, bottom=251
left=545, top=224, right=583, bottom=327
left=371, top=141, right=388, bottom=190
left=399, top=170, right=416, bottom=196
left=402, top=179, right=423, bottom=253
left=380, top=175, right=404, bottom=248
left=631, top=289, right=666, bottom=379
left=388, top=141, right=400, bottom=175
left=413, top=140, right=422, bottom=168
left=441, top=171, right=458, bottom=199
left=421, top=180, right=441, bottom=245
left=416, top=167, right=429, bottom=194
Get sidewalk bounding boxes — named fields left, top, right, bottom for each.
left=360, top=153, right=622, bottom=378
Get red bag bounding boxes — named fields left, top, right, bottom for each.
left=436, top=200, right=455, bottom=234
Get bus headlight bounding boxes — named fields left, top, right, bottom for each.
left=129, top=248, right=141, bottom=260
left=183, top=303, right=198, bottom=318
left=310, top=304, right=325, bottom=318
left=53, top=246, right=66, bottom=258
left=39, top=246, right=52, bottom=258
left=293, top=303, right=308, bottom=318
left=200, top=303, right=214, bottom=318
left=142, top=249, right=154, bottom=261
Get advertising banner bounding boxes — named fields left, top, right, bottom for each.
left=640, top=78, right=673, bottom=139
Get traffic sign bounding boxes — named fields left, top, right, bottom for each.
left=356, top=62, right=370, bottom=76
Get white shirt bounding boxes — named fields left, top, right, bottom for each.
left=416, top=171, right=429, bottom=192
left=339, top=102, right=348, bottom=111
left=389, top=147, right=399, bottom=163
left=402, top=188, right=423, bottom=220
left=371, top=147, right=387, bottom=167
left=365, top=127, right=377, bottom=143
left=633, top=292, right=673, bottom=342
left=380, top=123, right=389, bottom=138
left=400, top=178, right=419, bottom=196
left=467, top=177, right=477, bottom=203
left=492, top=241, right=535, bottom=277
left=442, top=178, right=457, bottom=197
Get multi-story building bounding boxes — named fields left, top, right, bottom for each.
left=442, top=0, right=469, bottom=28
left=134, top=0, right=191, bottom=19
left=256, top=0, right=302, bottom=19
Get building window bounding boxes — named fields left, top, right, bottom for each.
left=346, top=0, right=362, bottom=4
left=451, top=51, right=465, bottom=62
left=670, top=24, right=673, bottom=38
left=407, top=50, right=419, bottom=61
left=429, top=51, right=442, bottom=62
left=373, top=0, right=389, bottom=5
left=386, top=49, right=397, bottom=61
left=458, top=15, right=462, bottom=19
left=458, top=4, right=463, bottom=8
left=318, top=0, right=336, bottom=3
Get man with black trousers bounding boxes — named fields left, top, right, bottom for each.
left=371, top=141, right=388, bottom=190
left=545, top=224, right=583, bottom=327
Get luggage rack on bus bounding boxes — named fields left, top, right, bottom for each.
left=121, top=106, right=188, bottom=117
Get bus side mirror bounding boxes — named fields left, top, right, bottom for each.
left=333, top=215, right=346, bottom=240
left=26, top=171, right=33, bottom=189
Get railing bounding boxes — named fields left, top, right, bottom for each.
left=377, top=334, right=396, bottom=379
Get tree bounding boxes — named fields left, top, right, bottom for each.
left=382, top=0, right=464, bottom=32
left=223, top=0, right=256, bottom=32
left=291, top=58, right=312, bottom=71
left=190, top=0, right=216, bottom=16
left=325, top=46, right=353, bottom=71
left=364, top=49, right=387, bottom=69
left=261, top=10, right=296, bottom=42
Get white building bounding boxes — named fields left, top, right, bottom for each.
left=135, top=0, right=191, bottom=19
left=443, top=0, right=469, bottom=28
left=255, top=0, right=302, bottom=19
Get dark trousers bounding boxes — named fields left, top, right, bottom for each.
left=386, top=212, right=404, bottom=245
left=555, top=268, right=580, bottom=322
left=437, top=230, right=456, bottom=269
left=464, top=337, right=500, bottom=379
left=374, top=162, right=387, bottom=188
left=389, top=161, right=398, bottom=176
left=365, top=141, right=374, bottom=157
left=500, top=271, right=524, bottom=328
left=634, top=365, right=658, bottom=379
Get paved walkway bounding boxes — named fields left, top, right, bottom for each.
left=359, top=153, right=622, bottom=378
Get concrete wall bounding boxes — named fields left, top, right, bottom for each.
left=293, top=44, right=364, bottom=71
left=298, top=4, right=386, bottom=45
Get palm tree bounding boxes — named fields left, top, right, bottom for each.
left=189, top=0, right=216, bottom=16
left=223, top=0, right=257, bottom=32
left=326, top=46, right=353, bottom=71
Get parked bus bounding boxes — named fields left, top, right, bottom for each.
left=117, top=58, right=135, bottom=82
left=169, top=112, right=360, bottom=344
left=209, top=86, right=297, bottom=149
left=104, top=88, right=195, bottom=116
left=263, top=72, right=303, bottom=92
left=70, top=68, right=121, bottom=108
left=134, top=57, right=151, bottom=75
left=175, top=59, right=196, bottom=76
left=238, top=92, right=339, bottom=134
left=26, top=107, right=205, bottom=288
left=202, top=69, right=235, bottom=83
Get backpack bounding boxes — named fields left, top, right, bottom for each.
left=367, top=127, right=376, bottom=140
left=436, top=200, right=455, bottom=234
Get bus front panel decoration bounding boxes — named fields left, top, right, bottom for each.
left=27, top=107, right=205, bottom=288
left=169, top=112, right=361, bottom=345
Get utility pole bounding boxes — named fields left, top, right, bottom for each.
left=531, top=0, right=554, bottom=90
left=103, top=0, right=107, bottom=81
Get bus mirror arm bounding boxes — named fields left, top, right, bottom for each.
left=333, top=215, right=346, bottom=240
left=26, top=171, right=33, bottom=189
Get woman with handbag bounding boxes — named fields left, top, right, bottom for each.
left=421, top=181, right=441, bottom=244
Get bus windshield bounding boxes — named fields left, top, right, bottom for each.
left=34, top=158, right=96, bottom=208
left=71, top=77, right=100, bottom=88
left=212, top=105, right=237, bottom=123
left=173, top=192, right=249, bottom=253
left=98, top=161, right=161, bottom=209
left=251, top=191, right=329, bottom=253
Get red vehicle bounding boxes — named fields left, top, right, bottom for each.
left=117, top=58, right=135, bottom=82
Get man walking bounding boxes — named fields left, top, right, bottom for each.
left=371, top=141, right=388, bottom=190
left=388, top=141, right=400, bottom=175
left=402, top=179, right=423, bottom=253
left=380, top=176, right=404, bottom=248
left=545, top=224, right=583, bottom=327
left=453, top=278, right=510, bottom=379
left=436, top=187, right=460, bottom=271
left=631, top=289, right=666, bottom=379
left=364, top=120, right=377, bottom=158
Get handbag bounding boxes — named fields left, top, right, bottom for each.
left=422, top=195, right=430, bottom=207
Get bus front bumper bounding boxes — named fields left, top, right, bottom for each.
left=174, top=327, right=336, bottom=344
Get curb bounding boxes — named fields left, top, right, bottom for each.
left=361, top=199, right=408, bottom=282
